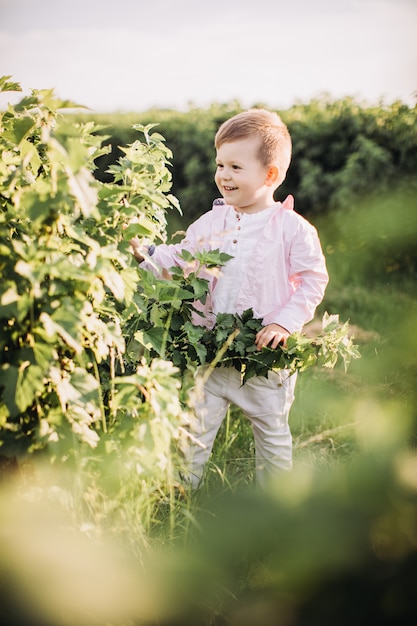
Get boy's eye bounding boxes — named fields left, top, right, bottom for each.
left=215, top=163, right=241, bottom=170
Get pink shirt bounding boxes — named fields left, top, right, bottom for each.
left=212, top=204, right=276, bottom=315
left=141, top=196, right=329, bottom=334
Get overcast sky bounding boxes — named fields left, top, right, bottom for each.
left=0, top=0, right=416, bottom=112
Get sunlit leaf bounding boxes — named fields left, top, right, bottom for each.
left=2, top=116, right=34, bottom=145
left=40, top=311, right=83, bottom=354
left=135, top=327, right=165, bottom=355
left=0, top=361, right=44, bottom=416
left=0, top=75, right=22, bottom=92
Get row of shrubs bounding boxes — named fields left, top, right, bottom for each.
left=73, top=96, right=417, bottom=282
left=73, top=96, right=416, bottom=221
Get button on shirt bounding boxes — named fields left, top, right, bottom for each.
left=213, top=205, right=276, bottom=315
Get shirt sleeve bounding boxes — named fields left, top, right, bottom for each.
left=264, top=219, right=329, bottom=333
left=139, top=211, right=214, bottom=276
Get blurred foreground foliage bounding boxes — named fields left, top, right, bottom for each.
left=0, top=77, right=416, bottom=625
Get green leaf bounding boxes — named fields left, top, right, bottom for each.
left=179, top=249, right=194, bottom=263
left=122, top=223, right=154, bottom=239
left=183, top=321, right=206, bottom=344
left=170, top=313, right=184, bottom=331
left=19, top=191, right=53, bottom=225
left=195, top=249, right=233, bottom=267
left=40, top=310, right=83, bottom=354
left=0, top=365, right=20, bottom=417
left=0, top=76, right=22, bottom=93
left=3, top=116, right=35, bottom=146
left=158, top=286, right=194, bottom=302
left=0, top=361, right=44, bottom=416
left=98, top=265, right=126, bottom=301
left=240, top=308, right=255, bottom=324
left=33, top=341, right=57, bottom=373
left=69, top=367, right=100, bottom=402
left=189, top=341, right=207, bottom=365
left=135, top=327, right=165, bottom=355
left=234, top=340, right=246, bottom=356
left=190, top=276, right=209, bottom=301
left=0, top=284, right=20, bottom=319
left=20, top=138, right=41, bottom=174
left=150, top=303, right=166, bottom=327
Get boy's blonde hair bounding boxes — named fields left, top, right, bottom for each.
left=214, top=108, right=292, bottom=187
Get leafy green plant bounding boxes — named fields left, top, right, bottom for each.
left=0, top=76, right=189, bottom=498
left=200, top=309, right=360, bottom=383
left=126, top=248, right=232, bottom=374
left=131, top=291, right=360, bottom=385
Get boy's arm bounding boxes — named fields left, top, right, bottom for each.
left=264, top=222, right=329, bottom=334
left=129, top=239, right=153, bottom=264
left=130, top=211, right=214, bottom=276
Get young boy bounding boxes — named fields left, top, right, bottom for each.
left=131, top=109, right=329, bottom=489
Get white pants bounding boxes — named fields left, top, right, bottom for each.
left=186, top=366, right=297, bottom=489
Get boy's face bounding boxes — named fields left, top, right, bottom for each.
left=215, top=137, right=276, bottom=213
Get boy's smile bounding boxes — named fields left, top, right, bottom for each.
left=215, top=137, right=278, bottom=214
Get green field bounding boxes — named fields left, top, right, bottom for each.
left=1, top=78, right=416, bottom=625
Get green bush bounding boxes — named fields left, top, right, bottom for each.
left=0, top=77, right=191, bottom=504
left=74, top=98, right=416, bottom=217
left=72, top=97, right=417, bottom=276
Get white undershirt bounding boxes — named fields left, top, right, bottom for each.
left=213, top=205, right=275, bottom=315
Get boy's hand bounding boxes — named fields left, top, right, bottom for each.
left=129, top=236, right=145, bottom=263
left=255, top=323, right=290, bottom=351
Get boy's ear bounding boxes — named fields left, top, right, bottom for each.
left=265, top=166, right=279, bottom=187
